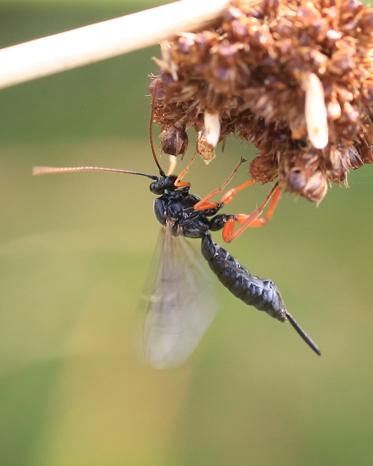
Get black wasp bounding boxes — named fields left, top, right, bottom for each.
left=34, top=162, right=321, bottom=368
left=34, top=120, right=321, bottom=370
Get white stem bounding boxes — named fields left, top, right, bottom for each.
left=204, top=111, right=221, bottom=147
left=303, top=73, right=329, bottom=150
left=167, top=155, right=178, bottom=175
left=0, top=0, right=230, bottom=90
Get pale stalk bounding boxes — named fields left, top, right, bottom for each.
left=0, top=0, right=232, bottom=90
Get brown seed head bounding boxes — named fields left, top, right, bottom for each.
left=159, top=126, right=188, bottom=156
left=150, top=0, right=373, bottom=203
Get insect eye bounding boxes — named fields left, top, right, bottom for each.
left=150, top=181, right=164, bottom=195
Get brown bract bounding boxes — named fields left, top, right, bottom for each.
left=150, top=0, right=373, bottom=203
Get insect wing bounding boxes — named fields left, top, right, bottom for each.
left=143, top=226, right=217, bottom=369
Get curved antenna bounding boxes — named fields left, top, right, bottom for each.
left=285, top=310, right=321, bottom=356
left=149, top=79, right=166, bottom=177
left=33, top=165, right=158, bottom=179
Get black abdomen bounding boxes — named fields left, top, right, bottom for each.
left=201, top=234, right=286, bottom=321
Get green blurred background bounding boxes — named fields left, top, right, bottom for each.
left=0, top=1, right=372, bottom=465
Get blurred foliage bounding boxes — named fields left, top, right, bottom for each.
left=0, top=2, right=372, bottom=466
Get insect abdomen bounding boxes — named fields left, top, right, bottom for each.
left=201, top=234, right=286, bottom=321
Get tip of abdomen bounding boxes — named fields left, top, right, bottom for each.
left=285, top=310, right=321, bottom=356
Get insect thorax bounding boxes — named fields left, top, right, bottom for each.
left=153, top=191, right=211, bottom=239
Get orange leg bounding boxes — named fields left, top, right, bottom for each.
left=174, top=154, right=196, bottom=188
left=219, top=179, right=256, bottom=206
left=194, top=157, right=248, bottom=210
left=222, top=184, right=283, bottom=243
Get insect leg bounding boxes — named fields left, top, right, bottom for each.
left=222, top=184, right=282, bottom=243
left=174, top=154, right=196, bottom=188
left=194, top=157, right=247, bottom=210
left=218, top=178, right=256, bottom=206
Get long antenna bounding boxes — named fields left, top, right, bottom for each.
left=285, top=311, right=321, bottom=356
left=149, top=79, right=166, bottom=177
left=33, top=165, right=157, bottom=179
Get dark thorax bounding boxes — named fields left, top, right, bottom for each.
left=152, top=184, right=223, bottom=239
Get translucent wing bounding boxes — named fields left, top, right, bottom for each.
left=143, top=224, right=217, bottom=369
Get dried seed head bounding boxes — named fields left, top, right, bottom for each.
left=150, top=0, right=373, bottom=203
left=159, top=126, right=188, bottom=156
left=153, top=41, right=178, bottom=80
left=196, top=130, right=216, bottom=164
left=278, top=150, right=328, bottom=203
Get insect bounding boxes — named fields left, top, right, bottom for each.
left=33, top=158, right=321, bottom=368
left=33, top=94, right=320, bottom=368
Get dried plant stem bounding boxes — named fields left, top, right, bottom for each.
left=0, top=0, right=231, bottom=90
